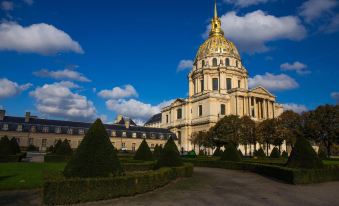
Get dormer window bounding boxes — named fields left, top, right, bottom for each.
left=142, top=133, right=146, bottom=138
left=55, top=127, right=61, bottom=134
left=43, top=127, right=49, bottom=133
left=31, top=126, right=36, bottom=133
left=79, top=129, right=85, bottom=135
left=111, top=130, right=116, bottom=137
left=2, top=124, right=8, bottom=131
left=67, top=128, right=73, bottom=135
left=212, top=58, right=218, bottom=67
left=122, top=132, right=126, bottom=137
left=17, top=124, right=22, bottom=132
left=132, top=132, right=137, bottom=138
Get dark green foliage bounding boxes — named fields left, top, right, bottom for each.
left=155, top=137, right=182, bottom=168
left=27, top=144, right=39, bottom=151
left=254, top=148, right=266, bottom=158
left=63, top=119, right=123, bottom=178
left=44, top=155, right=72, bottom=162
left=134, top=139, right=153, bottom=161
left=185, top=150, right=197, bottom=158
left=0, top=136, right=14, bottom=155
left=270, top=147, right=281, bottom=158
left=213, top=147, right=222, bottom=156
left=9, top=138, right=21, bottom=154
left=318, top=145, right=327, bottom=160
left=198, top=149, right=206, bottom=156
left=55, top=139, right=73, bottom=156
left=43, top=164, right=193, bottom=205
left=220, top=143, right=241, bottom=162
left=282, top=151, right=288, bottom=158
left=152, top=144, right=162, bottom=160
left=287, top=135, right=324, bottom=169
left=238, top=149, right=244, bottom=157
left=122, top=161, right=155, bottom=172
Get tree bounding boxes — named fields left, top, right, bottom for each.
left=303, top=105, right=339, bottom=157
left=220, top=143, right=241, bottom=162
left=254, top=148, right=266, bottom=158
left=270, top=147, right=280, bottom=158
left=256, top=119, right=278, bottom=156
left=210, top=115, right=241, bottom=146
left=213, top=147, right=223, bottom=157
left=318, top=144, right=327, bottom=160
left=134, top=139, right=153, bottom=161
left=281, top=151, right=288, bottom=158
left=64, top=119, right=123, bottom=177
left=277, top=110, right=302, bottom=151
left=55, top=139, right=73, bottom=156
left=10, top=138, right=21, bottom=154
left=0, top=136, right=14, bottom=155
left=239, top=116, right=256, bottom=156
left=155, top=137, right=182, bottom=168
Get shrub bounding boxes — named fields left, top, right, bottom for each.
left=134, top=139, right=153, bottom=161
left=198, top=149, right=206, bottom=156
left=152, top=144, right=161, bottom=160
left=63, top=119, right=123, bottom=178
left=43, top=164, right=193, bottom=205
left=254, top=148, right=266, bottom=158
left=213, top=147, right=222, bottom=156
left=282, top=151, right=288, bottom=158
left=185, top=150, right=197, bottom=158
left=155, top=137, right=182, bottom=168
left=0, top=136, right=14, bottom=155
left=238, top=149, right=244, bottom=157
left=220, top=143, right=241, bottom=162
left=44, top=155, right=72, bottom=162
left=9, top=138, right=21, bottom=154
left=55, top=139, right=73, bottom=156
left=318, top=145, right=327, bottom=160
left=122, top=161, right=155, bottom=172
left=27, top=144, right=39, bottom=151
left=270, top=147, right=281, bottom=158
left=287, top=135, right=323, bottom=169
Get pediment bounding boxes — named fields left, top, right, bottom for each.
left=170, top=98, right=186, bottom=107
left=250, top=86, right=274, bottom=97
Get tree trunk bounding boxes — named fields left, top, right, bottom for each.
left=278, top=144, right=281, bottom=153
left=249, top=144, right=252, bottom=156
left=266, top=142, right=269, bottom=156
left=326, top=141, right=331, bottom=158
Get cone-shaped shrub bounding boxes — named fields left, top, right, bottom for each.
left=220, top=143, right=241, bottom=162
left=55, top=139, right=73, bottom=156
left=53, top=140, right=62, bottom=153
left=270, top=147, right=281, bottom=158
left=64, top=119, right=123, bottom=178
left=10, top=138, right=21, bottom=154
left=318, top=145, right=327, bottom=160
left=287, top=136, right=323, bottom=169
left=155, top=137, right=182, bottom=168
left=153, top=144, right=163, bottom=160
left=254, top=148, right=266, bottom=158
left=186, top=149, right=197, bottom=158
left=213, top=147, right=222, bottom=156
left=0, top=136, right=14, bottom=155
left=238, top=149, right=244, bottom=157
left=134, top=139, right=153, bottom=161
left=282, top=151, right=288, bottom=158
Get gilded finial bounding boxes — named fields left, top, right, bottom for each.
left=214, top=0, right=218, bottom=19
left=209, top=0, right=224, bottom=37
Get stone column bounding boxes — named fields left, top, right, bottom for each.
left=254, top=97, right=257, bottom=118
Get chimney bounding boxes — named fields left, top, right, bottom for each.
left=125, top=117, right=130, bottom=129
left=0, top=110, right=5, bottom=121
left=115, top=114, right=123, bottom=123
left=25, top=112, right=31, bottom=123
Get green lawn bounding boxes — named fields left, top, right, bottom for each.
left=0, top=163, right=65, bottom=191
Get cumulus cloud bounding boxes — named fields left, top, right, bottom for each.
left=0, top=22, right=83, bottom=55
left=205, top=10, right=306, bottom=53
left=0, top=78, right=32, bottom=99
left=177, top=59, right=194, bottom=72
left=280, top=61, right=310, bottom=75
left=1, top=1, right=13, bottom=11
left=98, top=85, right=138, bottom=99
left=248, top=73, right=299, bottom=91
left=23, top=0, right=34, bottom=5
left=299, top=0, right=338, bottom=23
left=33, top=68, right=91, bottom=82
left=223, top=0, right=270, bottom=8
left=324, top=14, right=339, bottom=33
left=30, top=81, right=97, bottom=121
left=331, top=92, right=339, bottom=104
left=282, top=103, right=308, bottom=114
left=106, top=99, right=174, bottom=124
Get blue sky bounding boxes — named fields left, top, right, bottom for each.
left=0, top=0, right=338, bottom=124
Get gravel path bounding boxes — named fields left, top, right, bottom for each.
left=1, top=167, right=339, bottom=206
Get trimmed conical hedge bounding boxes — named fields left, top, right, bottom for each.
left=220, top=143, right=241, bottom=162
left=10, top=137, right=20, bottom=154
left=282, top=151, right=288, bottom=158
left=155, top=137, right=182, bottom=168
left=318, top=145, right=327, bottom=160
left=0, top=136, right=14, bottom=155
left=134, top=139, right=153, bottom=161
left=254, top=148, right=266, bottom=158
left=153, top=144, right=163, bottom=160
left=270, top=147, right=281, bottom=158
left=287, top=135, right=323, bottom=169
left=213, top=147, right=222, bottom=156
left=55, top=139, right=73, bottom=156
left=64, top=119, right=123, bottom=177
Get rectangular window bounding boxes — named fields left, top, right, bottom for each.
left=177, top=131, right=181, bottom=145
left=55, top=127, right=61, bottom=134
left=17, top=124, right=22, bottom=132
left=132, top=143, right=136, bottom=152
left=43, top=127, right=49, bottom=133
left=200, top=79, right=204, bottom=92
left=111, top=130, right=116, bottom=137
left=238, top=80, right=241, bottom=88
left=79, top=129, right=85, bottom=135
left=28, top=138, right=33, bottom=145
left=252, top=108, right=255, bottom=117
left=166, top=115, right=169, bottom=123
left=121, top=142, right=126, bottom=148
left=226, top=78, right=232, bottom=90
left=212, top=78, right=218, bottom=91
left=142, top=133, right=146, bottom=138
left=2, top=124, right=8, bottom=131
left=193, top=81, right=196, bottom=94
left=67, top=128, right=73, bottom=135
left=198, top=105, right=203, bottom=116
left=132, top=133, right=137, bottom=138
left=122, top=132, right=126, bottom=137
left=177, top=108, right=182, bottom=119
left=221, top=104, right=226, bottom=115
left=42, top=139, right=47, bottom=147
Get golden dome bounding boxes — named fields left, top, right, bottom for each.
left=195, top=2, right=240, bottom=62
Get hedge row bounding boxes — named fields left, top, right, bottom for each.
left=44, top=155, right=72, bottom=163
left=183, top=159, right=339, bottom=184
left=122, top=161, right=155, bottom=172
left=0, top=153, right=26, bottom=162
left=43, top=163, right=193, bottom=205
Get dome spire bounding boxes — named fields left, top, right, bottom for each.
left=209, top=0, right=224, bottom=37
left=214, top=0, right=218, bottom=19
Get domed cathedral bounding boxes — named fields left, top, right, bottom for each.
left=145, top=2, right=283, bottom=152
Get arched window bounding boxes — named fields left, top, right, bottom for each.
left=226, top=58, right=230, bottom=66
left=202, top=60, right=205, bottom=67
left=212, top=58, right=218, bottom=67
left=236, top=60, right=238, bottom=68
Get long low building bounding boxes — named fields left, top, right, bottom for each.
left=0, top=110, right=176, bottom=152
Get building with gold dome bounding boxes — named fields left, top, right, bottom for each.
left=145, top=2, right=284, bottom=153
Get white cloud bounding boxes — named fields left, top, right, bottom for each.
left=33, top=68, right=91, bottom=82
left=30, top=81, right=97, bottom=121
left=22, top=0, right=34, bottom=5
left=0, top=22, right=83, bottom=55
left=324, top=14, right=339, bottom=33
left=206, top=10, right=306, bottom=53
left=224, top=0, right=270, bottom=8
left=248, top=73, right=299, bottom=91
left=299, top=0, right=338, bottom=23
left=280, top=61, right=310, bottom=75
left=331, top=92, right=339, bottom=104
left=282, top=103, right=308, bottom=114
left=98, top=85, right=138, bottom=99
left=106, top=99, right=174, bottom=124
left=177, top=59, right=193, bottom=71
left=0, top=78, right=32, bottom=99
left=1, top=1, right=13, bottom=11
